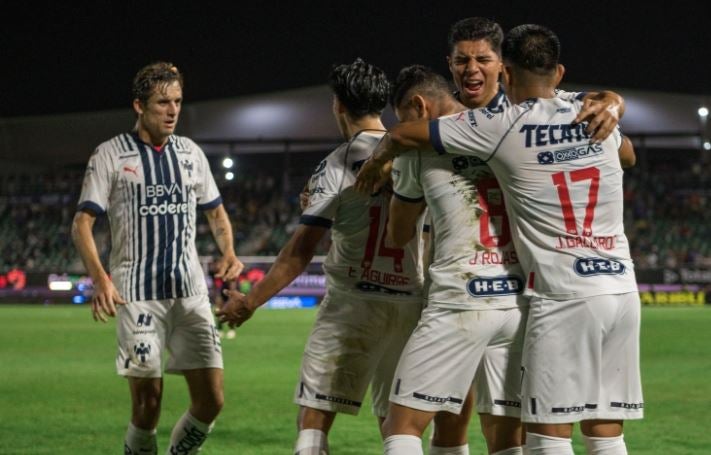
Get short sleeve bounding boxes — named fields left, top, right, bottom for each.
left=300, top=154, right=341, bottom=228
left=77, top=146, right=113, bottom=215
left=392, top=150, right=424, bottom=203
left=430, top=108, right=510, bottom=160
left=195, top=145, right=222, bottom=210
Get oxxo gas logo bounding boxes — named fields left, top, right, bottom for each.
left=467, top=275, right=523, bottom=297
left=574, top=257, right=626, bottom=276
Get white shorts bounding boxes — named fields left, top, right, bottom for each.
left=294, top=289, right=422, bottom=417
left=521, top=292, right=643, bottom=424
left=116, top=295, right=223, bottom=378
left=390, top=305, right=527, bottom=417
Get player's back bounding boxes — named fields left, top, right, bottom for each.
left=393, top=149, right=524, bottom=309
left=490, top=97, right=637, bottom=299
left=433, top=97, right=637, bottom=299
left=301, top=131, right=423, bottom=300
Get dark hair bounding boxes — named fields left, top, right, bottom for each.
left=328, top=58, right=390, bottom=118
left=502, top=24, right=560, bottom=75
left=448, top=17, right=504, bottom=55
left=391, top=65, right=453, bottom=109
left=132, top=62, right=184, bottom=104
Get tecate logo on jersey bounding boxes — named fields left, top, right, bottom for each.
left=574, top=258, right=626, bottom=276
left=466, top=275, right=523, bottom=297
left=139, top=200, right=188, bottom=216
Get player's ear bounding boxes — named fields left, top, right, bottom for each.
left=502, top=65, right=513, bottom=88
left=412, top=95, right=427, bottom=119
left=133, top=98, right=144, bottom=116
left=554, top=64, right=565, bottom=86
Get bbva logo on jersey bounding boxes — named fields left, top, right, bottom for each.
left=574, top=257, right=626, bottom=276
left=466, top=275, right=523, bottom=297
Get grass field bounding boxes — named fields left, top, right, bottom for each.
left=1, top=304, right=710, bottom=454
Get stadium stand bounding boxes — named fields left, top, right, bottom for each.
left=0, top=147, right=707, bottom=274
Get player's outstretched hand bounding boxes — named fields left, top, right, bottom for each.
left=215, top=253, right=244, bottom=282
left=216, top=290, right=257, bottom=328
left=574, top=96, right=621, bottom=144
left=355, top=158, right=392, bottom=195
left=91, top=278, right=126, bottom=323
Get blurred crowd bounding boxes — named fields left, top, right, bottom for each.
left=1, top=149, right=708, bottom=274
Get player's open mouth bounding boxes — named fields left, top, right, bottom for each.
left=464, top=80, right=483, bottom=94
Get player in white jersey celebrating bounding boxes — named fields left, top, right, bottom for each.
left=357, top=25, right=641, bottom=455
left=72, top=62, right=244, bottom=455
left=382, top=65, right=528, bottom=455
left=217, top=58, right=424, bottom=455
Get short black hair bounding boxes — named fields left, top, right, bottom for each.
left=502, top=24, right=560, bottom=75
left=448, top=17, right=504, bottom=55
left=391, top=65, right=453, bottom=109
left=328, top=58, right=390, bottom=118
left=132, top=62, right=183, bottom=104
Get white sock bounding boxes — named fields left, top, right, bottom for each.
left=166, top=411, right=213, bottom=455
left=525, top=432, right=573, bottom=455
left=429, top=443, right=469, bottom=454
left=294, top=429, right=329, bottom=455
left=125, top=422, right=157, bottom=455
left=582, top=434, right=627, bottom=455
left=492, top=447, right=524, bottom=455
left=384, top=435, right=423, bottom=455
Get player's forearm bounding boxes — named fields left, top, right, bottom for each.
left=249, top=242, right=314, bottom=307
left=71, top=213, right=109, bottom=284
left=249, top=225, right=324, bottom=307
left=206, top=205, right=236, bottom=258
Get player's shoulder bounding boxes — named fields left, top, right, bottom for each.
left=170, top=135, right=202, bottom=155
left=92, top=133, right=139, bottom=161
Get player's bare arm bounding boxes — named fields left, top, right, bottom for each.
left=356, top=121, right=432, bottom=194
left=619, top=135, right=636, bottom=168
left=387, top=198, right=426, bottom=247
left=71, top=210, right=126, bottom=322
left=204, top=204, right=244, bottom=281
left=575, top=91, right=625, bottom=143
left=216, top=224, right=327, bottom=327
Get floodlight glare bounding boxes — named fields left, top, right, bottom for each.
left=222, top=157, right=234, bottom=169
left=703, top=141, right=711, bottom=151
left=225, top=171, right=235, bottom=181
left=698, top=107, right=709, bottom=118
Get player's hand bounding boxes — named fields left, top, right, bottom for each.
left=214, top=253, right=244, bottom=282
left=215, top=290, right=257, bottom=327
left=91, top=277, right=126, bottom=323
left=574, top=97, right=621, bottom=144
left=355, top=158, right=392, bottom=195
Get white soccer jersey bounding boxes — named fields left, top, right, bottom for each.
left=301, top=131, right=423, bottom=300
left=392, top=150, right=525, bottom=310
left=78, top=133, right=221, bottom=302
left=430, top=97, right=637, bottom=299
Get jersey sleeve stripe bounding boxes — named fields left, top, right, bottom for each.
left=393, top=192, right=425, bottom=203
left=77, top=200, right=106, bottom=215
left=197, top=196, right=222, bottom=210
left=429, top=120, right=446, bottom=155
left=575, top=92, right=587, bottom=101
left=299, top=215, right=333, bottom=228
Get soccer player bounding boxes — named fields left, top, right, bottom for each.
left=71, top=62, right=244, bottom=455
left=357, top=24, right=642, bottom=455
left=217, top=58, right=424, bottom=455
left=383, top=65, right=527, bottom=455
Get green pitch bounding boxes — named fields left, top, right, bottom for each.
left=0, top=304, right=709, bottom=454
